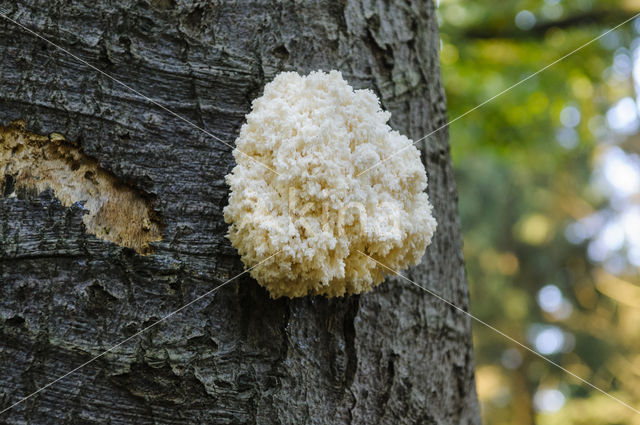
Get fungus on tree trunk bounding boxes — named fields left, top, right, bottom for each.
left=224, top=71, right=437, bottom=298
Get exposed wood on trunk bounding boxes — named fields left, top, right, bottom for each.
left=0, top=120, right=162, bottom=254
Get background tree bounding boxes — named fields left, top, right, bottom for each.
left=439, top=0, right=640, bottom=423
left=0, top=1, right=480, bottom=423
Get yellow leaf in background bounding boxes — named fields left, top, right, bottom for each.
left=595, top=270, right=640, bottom=308
left=515, top=214, right=553, bottom=245
left=441, top=43, right=459, bottom=65
left=475, top=365, right=506, bottom=401
left=622, top=0, right=640, bottom=10
left=570, top=76, right=594, bottom=100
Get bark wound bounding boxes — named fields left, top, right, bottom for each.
left=0, top=120, right=162, bottom=254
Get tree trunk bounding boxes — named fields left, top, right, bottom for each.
left=0, top=1, right=480, bottom=424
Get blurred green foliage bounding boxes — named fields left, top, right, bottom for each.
left=438, top=0, right=640, bottom=423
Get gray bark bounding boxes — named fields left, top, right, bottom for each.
left=0, top=1, right=480, bottom=424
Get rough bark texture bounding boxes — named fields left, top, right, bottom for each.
left=0, top=1, right=480, bottom=424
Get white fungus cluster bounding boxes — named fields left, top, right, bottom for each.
left=224, top=70, right=437, bottom=298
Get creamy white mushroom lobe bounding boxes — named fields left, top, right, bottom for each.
left=224, top=70, right=437, bottom=298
